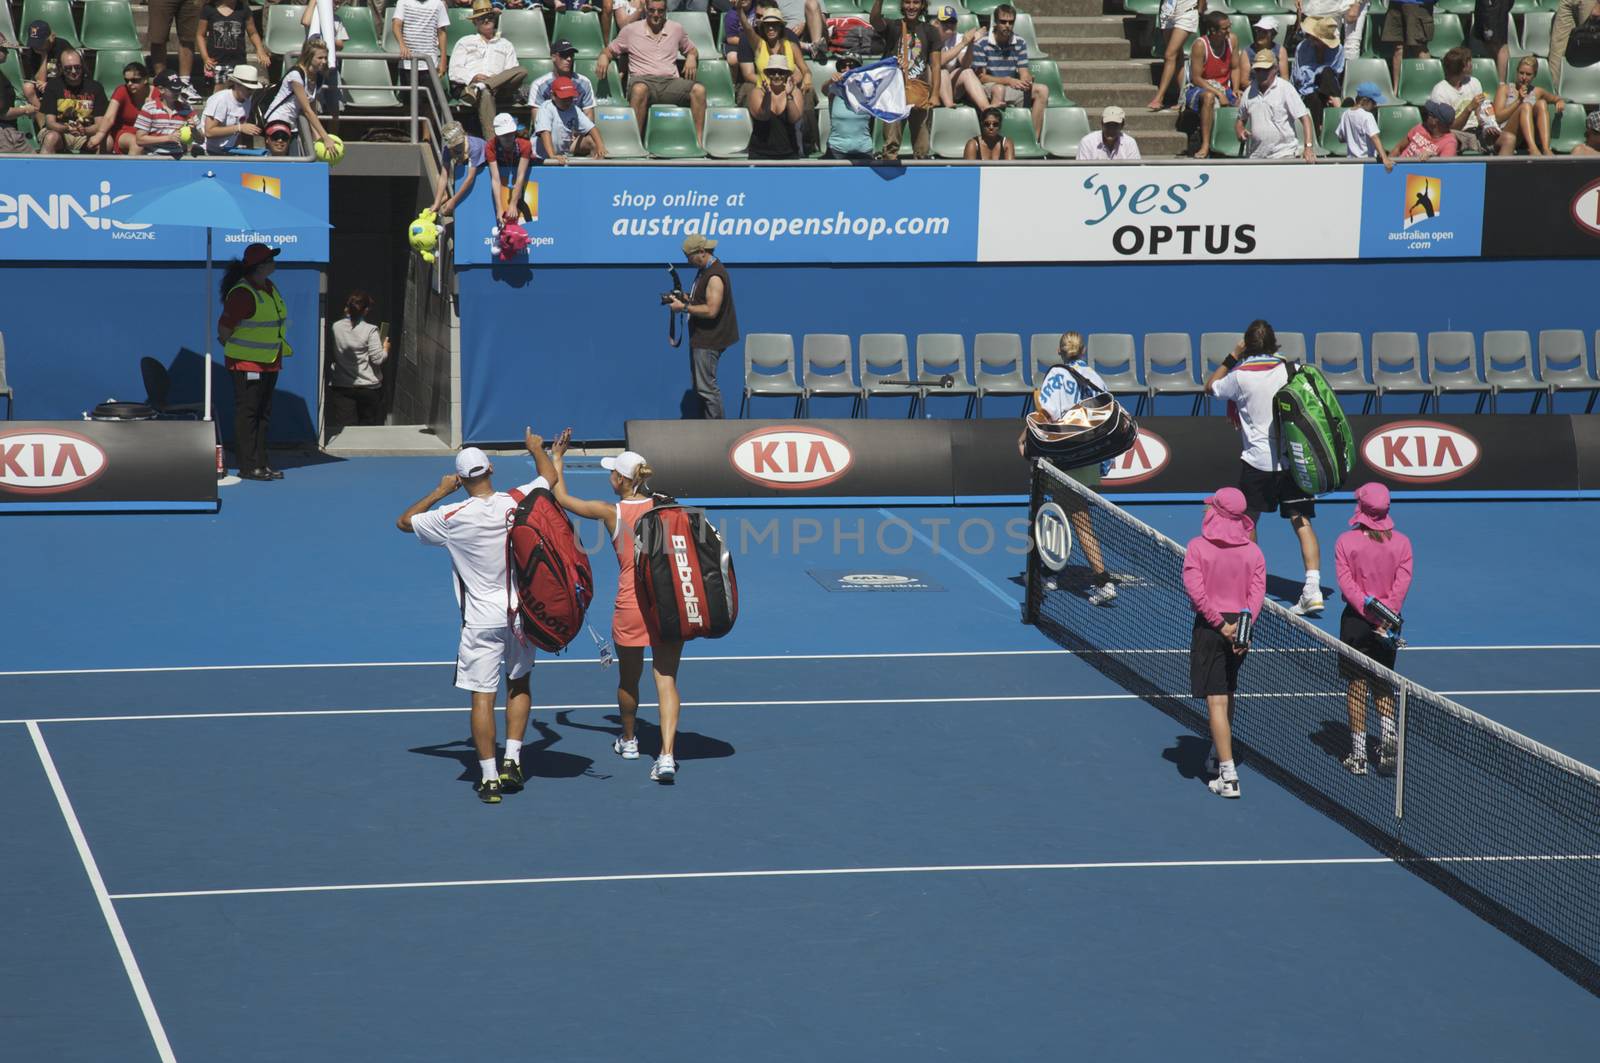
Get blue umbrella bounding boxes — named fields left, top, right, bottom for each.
left=92, top=168, right=331, bottom=421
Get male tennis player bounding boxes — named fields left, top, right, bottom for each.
left=1203, top=318, right=1325, bottom=615
left=397, top=435, right=559, bottom=804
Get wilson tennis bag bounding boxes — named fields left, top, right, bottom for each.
left=1273, top=362, right=1355, bottom=496
left=633, top=502, right=739, bottom=643
left=1023, top=364, right=1140, bottom=468
left=505, top=486, right=594, bottom=652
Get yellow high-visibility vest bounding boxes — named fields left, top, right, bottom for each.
left=224, top=283, right=292, bottom=365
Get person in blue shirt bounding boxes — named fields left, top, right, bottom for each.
left=1291, top=16, right=1346, bottom=135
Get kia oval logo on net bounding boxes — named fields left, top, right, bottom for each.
left=729, top=426, right=853, bottom=489
left=0, top=429, right=109, bottom=494
left=1102, top=428, right=1171, bottom=485
left=1360, top=420, right=1481, bottom=483
left=1570, top=178, right=1600, bottom=239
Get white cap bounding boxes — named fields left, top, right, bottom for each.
left=492, top=112, right=517, bottom=137
left=455, top=447, right=492, bottom=479
left=1101, top=105, right=1126, bottom=125
left=1255, top=15, right=1280, bottom=31
left=600, top=451, right=646, bottom=479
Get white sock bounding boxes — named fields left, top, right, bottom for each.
left=1304, top=570, right=1321, bottom=593
left=1351, top=730, right=1366, bottom=760
left=1380, top=715, right=1397, bottom=743
left=504, top=739, right=522, bottom=765
left=1219, top=758, right=1237, bottom=780
left=479, top=758, right=499, bottom=782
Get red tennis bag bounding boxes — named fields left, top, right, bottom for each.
left=633, top=503, right=738, bottom=643
left=506, top=486, right=593, bottom=651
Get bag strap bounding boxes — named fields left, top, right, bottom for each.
left=1060, top=362, right=1106, bottom=400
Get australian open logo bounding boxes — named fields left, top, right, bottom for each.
left=1033, top=502, right=1073, bottom=572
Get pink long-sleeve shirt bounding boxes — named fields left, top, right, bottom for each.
left=1183, top=535, right=1267, bottom=629
left=1335, top=529, right=1414, bottom=624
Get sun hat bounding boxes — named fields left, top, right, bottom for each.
left=1202, top=486, right=1255, bottom=546
left=1302, top=16, right=1340, bottom=49
left=1350, top=482, right=1395, bottom=532
left=230, top=64, right=265, bottom=90
left=1255, top=15, right=1280, bottom=32
left=765, top=54, right=792, bottom=74
left=470, top=0, right=498, bottom=18
left=455, top=447, right=492, bottom=479
left=1102, top=105, right=1126, bottom=125
left=1252, top=48, right=1278, bottom=70
left=601, top=451, right=647, bottom=479
left=682, top=233, right=718, bottom=253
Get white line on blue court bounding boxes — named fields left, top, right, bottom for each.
left=876, top=507, right=1020, bottom=610
left=107, top=852, right=1600, bottom=902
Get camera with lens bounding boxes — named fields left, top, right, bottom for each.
left=660, top=264, right=687, bottom=305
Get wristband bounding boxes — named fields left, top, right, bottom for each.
left=1222, top=354, right=1238, bottom=369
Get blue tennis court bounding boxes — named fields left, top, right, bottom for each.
left=2, top=457, right=1597, bottom=1060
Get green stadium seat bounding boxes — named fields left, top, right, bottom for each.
left=1519, top=12, right=1552, bottom=58
left=554, top=12, right=606, bottom=58
left=1210, top=105, right=1243, bottom=157
left=820, top=0, right=862, bottom=12
left=594, top=104, right=649, bottom=157
left=1, top=50, right=24, bottom=100
left=1227, top=14, right=1253, bottom=55
left=1032, top=61, right=1075, bottom=107
left=341, top=58, right=402, bottom=108
left=21, top=0, right=82, bottom=48
left=1001, top=105, right=1043, bottom=158
left=446, top=6, right=475, bottom=50
left=1015, top=13, right=1042, bottom=58
left=1320, top=105, right=1347, bottom=156
left=703, top=106, right=751, bottom=158
left=335, top=7, right=382, bottom=55
left=1471, top=57, right=1499, bottom=97
left=499, top=10, right=551, bottom=59
left=879, top=0, right=902, bottom=19
left=957, top=13, right=981, bottom=34
left=696, top=59, right=736, bottom=106
left=266, top=5, right=308, bottom=57
left=1510, top=0, right=1543, bottom=11
left=1558, top=62, right=1600, bottom=104
left=1040, top=105, right=1091, bottom=157
left=517, top=56, right=554, bottom=88
left=16, top=113, right=38, bottom=150
left=1550, top=101, right=1586, bottom=153
left=1530, top=61, right=1557, bottom=94
left=1376, top=103, right=1420, bottom=150
left=575, top=59, right=622, bottom=104
left=964, top=0, right=1009, bottom=15
left=931, top=106, right=979, bottom=158
left=1434, top=0, right=1474, bottom=13
left=1205, top=0, right=1233, bottom=11
left=1122, top=0, right=1162, bottom=13
left=1229, top=0, right=1289, bottom=13
left=81, top=0, right=141, bottom=51
left=92, top=48, right=143, bottom=98
left=1428, top=13, right=1465, bottom=53
left=0, top=4, right=16, bottom=49
left=667, top=12, right=718, bottom=58
left=1397, top=58, right=1443, bottom=105
left=1344, top=57, right=1395, bottom=102
left=645, top=104, right=705, bottom=157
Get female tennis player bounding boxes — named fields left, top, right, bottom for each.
left=547, top=430, right=684, bottom=784
left=1181, top=487, right=1266, bottom=799
left=1335, top=482, right=1414, bottom=776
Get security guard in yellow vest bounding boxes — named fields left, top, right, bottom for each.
left=217, top=243, right=293, bottom=480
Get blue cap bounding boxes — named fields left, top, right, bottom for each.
left=1353, top=80, right=1388, bottom=104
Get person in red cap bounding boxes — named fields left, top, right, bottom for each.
left=533, top=75, right=605, bottom=163
left=217, top=242, right=292, bottom=480
left=1182, top=487, right=1266, bottom=799
left=1335, top=482, right=1414, bottom=776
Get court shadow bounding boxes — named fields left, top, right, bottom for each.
left=1308, top=719, right=1358, bottom=766
left=1266, top=573, right=1332, bottom=606
left=408, top=717, right=600, bottom=782
left=555, top=710, right=736, bottom=762
left=1161, top=735, right=1212, bottom=781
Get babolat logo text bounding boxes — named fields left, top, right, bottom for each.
left=1080, top=172, right=1256, bottom=257
left=671, top=533, right=703, bottom=625
left=0, top=181, right=154, bottom=233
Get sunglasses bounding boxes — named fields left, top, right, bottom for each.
left=62, top=64, right=83, bottom=72
left=124, top=76, right=145, bottom=84
left=994, top=17, right=1015, bottom=25
left=268, top=134, right=291, bottom=143
left=982, top=120, right=1002, bottom=128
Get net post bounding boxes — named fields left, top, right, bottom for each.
left=1022, top=459, right=1043, bottom=626
left=1393, top=684, right=1409, bottom=821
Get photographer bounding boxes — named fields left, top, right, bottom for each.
left=668, top=234, right=740, bottom=420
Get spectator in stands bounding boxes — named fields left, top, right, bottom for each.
left=0, top=36, right=36, bottom=154
left=1575, top=109, right=1600, bottom=155
left=1342, top=2, right=1371, bottom=69
left=823, top=55, right=875, bottom=159
left=450, top=0, right=526, bottom=138
left=149, top=0, right=205, bottom=103
left=603, top=0, right=645, bottom=43
left=1548, top=0, right=1600, bottom=87
left=197, top=0, right=270, bottom=95
left=264, top=120, right=295, bottom=155
left=1185, top=12, right=1243, bottom=160
left=530, top=40, right=597, bottom=122
left=394, top=0, right=451, bottom=81
left=1291, top=17, right=1345, bottom=133
left=202, top=64, right=264, bottom=154
left=487, top=113, right=534, bottom=223
left=724, top=0, right=755, bottom=73
left=1076, top=104, right=1140, bottom=159
left=1473, top=0, right=1513, bottom=82
left=135, top=71, right=196, bottom=157
left=261, top=41, right=341, bottom=159
left=303, top=0, right=351, bottom=53
left=39, top=50, right=112, bottom=156
left=1381, top=0, right=1435, bottom=98
left=746, top=54, right=804, bottom=158
left=668, top=233, right=739, bottom=419
left=534, top=76, right=607, bottom=161
left=972, top=4, right=1047, bottom=140
left=1429, top=46, right=1496, bottom=154
left=431, top=121, right=488, bottom=217
left=106, top=61, right=152, bottom=156
left=1147, top=0, right=1202, bottom=112
left=738, top=5, right=818, bottom=148
left=1491, top=55, right=1563, bottom=155
left=1394, top=98, right=1458, bottom=158
left=19, top=21, right=71, bottom=116
left=597, top=0, right=706, bottom=146
left=964, top=106, right=1014, bottom=158
left=933, top=5, right=985, bottom=112
left=870, top=0, right=941, bottom=161
left=329, top=290, right=391, bottom=430
left=1236, top=48, right=1316, bottom=161
left=218, top=243, right=291, bottom=481
left=1335, top=82, right=1395, bottom=169
left=1249, top=16, right=1289, bottom=80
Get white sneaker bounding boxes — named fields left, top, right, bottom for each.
left=1342, top=752, right=1369, bottom=776
left=1087, top=581, right=1118, bottom=607
left=1208, top=775, right=1240, bottom=799
left=1290, top=591, right=1324, bottom=616
left=613, top=735, right=640, bottom=760
left=1377, top=736, right=1398, bottom=775
left=650, top=754, right=677, bottom=783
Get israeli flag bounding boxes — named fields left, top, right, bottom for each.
left=842, top=57, right=911, bottom=123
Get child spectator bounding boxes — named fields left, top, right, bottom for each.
left=136, top=71, right=198, bottom=157
left=1335, top=83, right=1395, bottom=170
left=533, top=76, right=606, bottom=161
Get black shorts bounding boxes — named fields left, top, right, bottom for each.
left=1338, top=605, right=1399, bottom=684
left=1191, top=613, right=1246, bottom=697
left=1238, top=462, right=1315, bottom=520
left=1381, top=2, right=1434, bottom=49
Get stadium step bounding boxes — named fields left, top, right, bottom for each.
left=1039, top=36, right=1137, bottom=61
left=1033, top=14, right=1140, bottom=40
left=1026, top=0, right=1121, bottom=17
left=1062, top=58, right=1159, bottom=85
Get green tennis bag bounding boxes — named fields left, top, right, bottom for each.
left=1274, top=363, right=1354, bottom=496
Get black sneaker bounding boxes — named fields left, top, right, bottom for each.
left=499, top=759, right=524, bottom=793
left=474, top=778, right=503, bottom=804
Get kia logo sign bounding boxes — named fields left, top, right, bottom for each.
left=1360, top=420, right=1481, bottom=483
left=1033, top=501, right=1073, bottom=572
left=1570, top=178, right=1600, bottom=239
left=1103, top=428, right=1171, bottom=485
left=0, top=429, right=109, bottom=494
left=729, top=426, right=853, bottom=489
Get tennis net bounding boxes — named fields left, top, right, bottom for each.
left=1024, top=458, right=1600, bottom=995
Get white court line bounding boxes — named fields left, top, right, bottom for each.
left=27, top=722, right=178, bottom=1062
left=4, top=644, right=1598, bottom=678
left=108, top=852, right=1600, bottom=902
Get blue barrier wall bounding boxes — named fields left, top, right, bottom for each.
left=3, top=265, right=322, bottom=442
left=458, top=258, right=1599, bottom=442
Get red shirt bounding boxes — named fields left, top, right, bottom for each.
left=1397, top=122, right=1458, bottom=159
left=220, top=278, right=284, bottom=373
left=485, top=136, right=533, bottom=165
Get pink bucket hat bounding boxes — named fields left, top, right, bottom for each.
left=1350, top=482, right=1394, bottom=531
left=1202, top=486, right=1254, bottom=546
